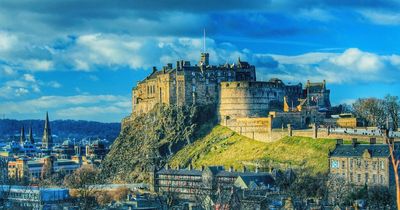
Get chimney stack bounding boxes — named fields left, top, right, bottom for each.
left=336, top=139, right=343, bottom=145
left=201, top=165, right=205, bottom=171
left=229, top=166, right=234, bottom=172
left=352, top=138, right=358, bottom=147
left=369, top=138, right=376, bottom=145
left=188, top=164, right=193, bottom=170
left=242, top=166, right=247, bottom=173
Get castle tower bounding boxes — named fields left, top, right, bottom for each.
left=28, top=127, right=34, bottom=144
left=199, top=28, right=209, bottom=66
left=19, top=126, right=25, bottom=145
left=200, top=52, right=209, bottom=66
left=42, top=112, right=53, bottom=149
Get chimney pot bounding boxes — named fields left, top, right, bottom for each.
left=352, top=138, right=358, bottom=147
left=369, top=138, right=376, bottom=145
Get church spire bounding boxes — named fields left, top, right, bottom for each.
left=28, top=126, right=34, bottom=144
left=42, top=112, right=53, bottom=149
left=20, top=126, right=25, bottom=145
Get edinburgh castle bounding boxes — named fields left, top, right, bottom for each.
left=131, top=52, right=331, bottom=141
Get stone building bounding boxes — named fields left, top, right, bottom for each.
left=7, top=155, right=81, bottom=181
left=328, top=138, right=398, bottom=188
left=152, top=165, right=274, bottom=202
left=132, top=55, right=256, bottom=115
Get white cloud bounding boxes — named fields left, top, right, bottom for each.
left=297, top=8, right=335, bottom=22
left=255, top=48, right=400, bottom=84
left=24, top=59, right=53, bottom=71
left=0, top=94, right=131, bottom=122
left=23, top=73, right=36, bottom=82
left=0, top=31, right=17, bottom=52
left=360, top=10, right=400, bottom=25
left=329, top=48, right=383, bottom=72
left=47, top=81, right=61, bottom=88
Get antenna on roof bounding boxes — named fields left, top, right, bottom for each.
left=203, top=28, right=206, bottom=53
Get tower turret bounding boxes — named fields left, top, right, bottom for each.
left=42, top=112, right=53, bottom=149
left=28, top=127, right=34, bottom=144
left=19, top=126, right=25, bottom=145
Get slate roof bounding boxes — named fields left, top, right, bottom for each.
left=156, top=166, right=271, bottom=178
left=329, top=144, right=396, bottom=158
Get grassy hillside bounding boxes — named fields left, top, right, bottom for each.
left=169, top=125, right=339, bottom=174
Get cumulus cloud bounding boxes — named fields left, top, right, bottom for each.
left=0, top=94, right=131, bottom=122
left=254, top=48, right=400, bottom=84
left=360, top=10, right=400, bottom=25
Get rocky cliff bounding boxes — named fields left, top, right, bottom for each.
left=99, top=104, right=216, bottom=183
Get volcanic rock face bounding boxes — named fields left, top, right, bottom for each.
left=100, top=104, right=216, bottom=183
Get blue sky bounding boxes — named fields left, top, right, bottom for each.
left=0, top=0, right=399, bottom=122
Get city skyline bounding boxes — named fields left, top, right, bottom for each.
left=1, top=0, right=400, bottom=122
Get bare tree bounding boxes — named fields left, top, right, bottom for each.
left=383, top=129, right=400, bottom=209
left=64, top=165, right=100, bottom=209
left=326, top=174, right=352, bottom=207
left=383, top=95, right=399, bottom=131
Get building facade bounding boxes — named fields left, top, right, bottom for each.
left=153, top=165, right=274, bottom=201
left=328, top=139, right=397, bottom=188
left=7, top=156, right=81, bottom=181
left=132, top=55, right=256, bottom=115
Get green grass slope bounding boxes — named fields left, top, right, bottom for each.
left=169, top=125, right=339, bottom=174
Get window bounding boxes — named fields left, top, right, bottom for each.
left=365, top=160, right=368, bottom=169
left=365, top=173, right=369, bottom=183
left=357, top=174, right=361, bottom=182
left=350, top=172, right=353, bottom=182
left=373, top=174, right=376, bottom=183
left=380, top=175, right=384, bottom=183
left=342, top=160, right=345, bottom=168
left=380, top=160, right=385, bottom=169
left=350, top=159, right=353, bottom=168
left=331, top=160, right=339, bottom=169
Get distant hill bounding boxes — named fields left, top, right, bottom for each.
left=0, top=119, right=121, bottom=142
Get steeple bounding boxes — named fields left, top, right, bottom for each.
left=42, top=112, right=53, bottom=149
left=28, top=126, right=34, bottom=144
left=19, top=126, right=25, bottom=145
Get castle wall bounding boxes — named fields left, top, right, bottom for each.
left=222, top=117, right=273, bottom=142
left=269, top=110, right=326, bottom=129
left=217, top=81, right=286, bottom=120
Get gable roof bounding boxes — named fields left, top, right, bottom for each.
left=329, top=144, right=395, bottom=158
